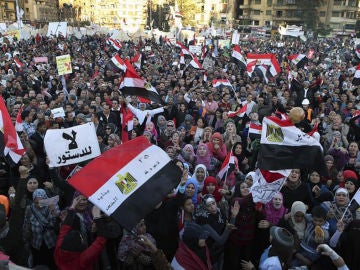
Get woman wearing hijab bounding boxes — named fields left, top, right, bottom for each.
left=206, top=133, right=227, bottom=163
left=145, top=121, right=159, bottom=142
left=200, top=126, right=213, bottom=144
left=202, top=177, right=222, bottom=203
left=23, top=188, right=59, bottom=268
left=187, top=118, right=205, bottom=145
left=232, top=142, right=249, bottom=175
left=178, top=144, right=196, bottom=170
left=278, top=201, right=307, bottom=251
left=222, top=120, right=241, bottom=153
left=103, top=133, right=121, bottom=151
left=192, top=164, right=208, bottom=192
left=264, top=192, right=288, bottom=227
left=321, top=188, right=353, bottom=235
left=195, top=143, right=212, bottom=172
left=306, top=170, right=333, bottom=209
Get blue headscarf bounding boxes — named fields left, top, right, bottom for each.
left=185, top=178, right=198, bottom=205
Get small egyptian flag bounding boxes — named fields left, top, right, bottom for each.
left=68, top=136, right=182, bottom=230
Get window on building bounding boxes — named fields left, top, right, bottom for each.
left=276, top=10, right=282, bottom=17
left=277, top=0, right=283, bottom=5
left=319, top=11, right=325, bottom=17
left=333, top=0, right=344, bottom=5
left=348, top=0, right=357, bottom=7
left=267, top=0, right=272, bottom=5
left=332, top=12, right=341, bottom=17
left=254, top=20, right=259, bottom=25
left=266, top=10, right=272, bottom=15
left=265, top=20, right=271, bottom=27
left=253, top=10, right=261, bottom=15
left=286, top=0, right=296, bottom=4
left=254, top=0, right=261, bottom=4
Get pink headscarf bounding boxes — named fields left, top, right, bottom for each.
left=146, top=122, right=158, bottom=140
left=195, top=143, right=211, bottom=169
left=264, top=192, right=288, bottom=225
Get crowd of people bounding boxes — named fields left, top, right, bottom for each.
left=0, top=30, right=358, bottom=270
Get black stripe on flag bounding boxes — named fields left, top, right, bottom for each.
left=258, top=144, right=326, bottom=174
left=121, top=86, right=162, bottom=104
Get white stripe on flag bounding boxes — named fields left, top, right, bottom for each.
left=88, top=145, right=170, bottom=216
left=123, top=77, right=145, bottom=88
left=352, top=188, right=360, bottom=205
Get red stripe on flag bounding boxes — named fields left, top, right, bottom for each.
left=68, top=136, right=152, bottom=197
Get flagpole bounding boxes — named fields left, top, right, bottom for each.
left=15, top=0, right=22, bottom=39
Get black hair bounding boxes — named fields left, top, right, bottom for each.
left=311, top=205, right=327, bottom=219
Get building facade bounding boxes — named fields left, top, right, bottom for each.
left=238, top=0, right=359, bottom=35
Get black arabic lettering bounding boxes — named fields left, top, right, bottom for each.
left=295, top=134, right=302, bottom=142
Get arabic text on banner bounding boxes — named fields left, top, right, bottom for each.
left=56, top=54, right=72, bottom=75
left=44, top=122, right=101, bottom=167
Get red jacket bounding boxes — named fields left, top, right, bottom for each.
left=54, top=224, right=107, bottom=270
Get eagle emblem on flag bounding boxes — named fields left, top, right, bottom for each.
left=115, top=172, right=137, bottom=194
left=266, top=124, right=284, bottom=142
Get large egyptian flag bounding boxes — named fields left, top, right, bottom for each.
left=257, top=116, right=326, bottom=174
left=119, top=60, right=162, bottom=104
left=232, top=45, right=246, bottom=70
left=0, top=97, right=25, bottom=165
left=68, top=136, right=182, bottom=230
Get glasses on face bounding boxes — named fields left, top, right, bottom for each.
left=167, top=124, right=174, bottom=127
left=106, top=127, right=111, bottom=130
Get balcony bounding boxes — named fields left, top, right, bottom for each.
left=332, top=5, right=358, bottom=11
left=239, top=4, right=251, bottom=9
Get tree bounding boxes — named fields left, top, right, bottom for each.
left=169, top=0, right=200, bottom=27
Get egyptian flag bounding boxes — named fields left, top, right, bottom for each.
left=189, top=55, right=202, bottom=69
left=248, top=122, right=262, bottom=140
left=257, top=116, right=326, bottom=175
left=68, top=136, right=182, bottom=230
left=107, top=54, right=126, bottom=73
left=288, top=54, right=308, bottom=68
left=15, top=107, right=23, bottom=132
left=246, top=53, right=281, bottom=76
left=353, top=64, right=360, bottom=86
left=0, top=97, right=25, bottom=165
left=119, top=60, right=162, bottom=104
left=307, top=49, right=315, bottom=59
left=106, top=38, right=122, bottom=51
left=227, top=103, right=247, bottom=118
left=212, top=79, right=232, bottom=89
left=355, top=45, right=360, bottom=60
left=14, top=57, right=25, bottom=69
left=217, top=151, right=235, bottom=181
left=164, top=37, right=172, bottom=47
left=203, top=71, right=207, bottom=82
left=201, top=45, right=208, bottom=59
left=250, top=169, right=291, bottom=203
left=131, top=52, right=142, bottom=69
left=176, top=42, right=192, bottom=58
left=232, top=45, right=246, bottom=70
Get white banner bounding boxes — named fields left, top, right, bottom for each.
left=47, top=22, right=67, bottom=37
left=189, top=45, right=201, bottom=55
left=44, top=122, right=101, bottom=167
left=250, top=169, right=290, bottom=203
